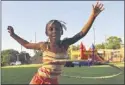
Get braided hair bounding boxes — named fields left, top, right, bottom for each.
left=45, top=20, right=67, bottom=35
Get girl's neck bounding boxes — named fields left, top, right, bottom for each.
left=49, top=39, right=60, bottom=46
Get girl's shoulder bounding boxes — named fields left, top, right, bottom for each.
left=39, top=41, right=49, bottom=51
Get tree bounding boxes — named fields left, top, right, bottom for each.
left=1, top=49, right=19, bottom=66
left=105, top=36, right=122, bottom=49
left=95, top=43, right=105, bottom=49
left=1, top=49, right=32, bottom=66
left=18, top=51, right=31, bottom=64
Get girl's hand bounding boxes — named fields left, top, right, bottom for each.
left=7, top=26, right=15, bottom=36
left=92, top=1, right=104, bottom=17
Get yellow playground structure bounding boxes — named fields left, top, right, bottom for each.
left=68, top=42, right=124, bottom=63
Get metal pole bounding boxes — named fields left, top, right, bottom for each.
left=93, top=27, right=95, bottom=45
left=93, top=27, right=95, bottom=64
left=35, top=32, right=36, bottom=43
left=34, top=32, right=37, bottom=54
left=104, top=35, right=106, bottom=60
left=104, top=35, right=107, bottom=60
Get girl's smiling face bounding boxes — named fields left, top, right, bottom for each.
left=46, top=22, right=62, bottom=43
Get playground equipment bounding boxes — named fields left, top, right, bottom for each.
left=88, top=44, right=105, bottom=63
left=98, top=48, right=124, bottom=62
left=79, top=42, right=88, bottom=60
left=70, top=42, right=124, bottom=65
left=70, top=42, right=105, bottom=66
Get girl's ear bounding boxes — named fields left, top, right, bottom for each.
left=45, top=31, right=48, bottom=36
left=45, top=26, right=49, bottom=36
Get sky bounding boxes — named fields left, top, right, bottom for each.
left=2, top=1, right=124, bottom=56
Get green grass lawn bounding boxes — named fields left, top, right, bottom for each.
left=1, top=63, right=124, bottom=84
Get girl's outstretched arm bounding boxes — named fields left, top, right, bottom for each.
left=7, top=26, right=43, bottom=50
left=81, top=1, right=104, bottom=36
left=62, top=1, right=104, bottom=46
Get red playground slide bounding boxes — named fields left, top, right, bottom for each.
left=94, top=55, right=105, bottom=63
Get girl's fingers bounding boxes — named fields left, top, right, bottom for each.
left=99, top=4, right=103, bottom=9
left=95, top=3, right=104, bottom=12
left=101, top=8, right=105, bottom=11
left=95, top=2, right=98, bottom=8
left=97, top=3, right=101, bottom=8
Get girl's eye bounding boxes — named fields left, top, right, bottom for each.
left=50, top=27, right=53, bottom=31
left=49, top=27, right=61, bottom=32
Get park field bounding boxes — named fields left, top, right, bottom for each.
left=1, top=63, right=124, bottom=84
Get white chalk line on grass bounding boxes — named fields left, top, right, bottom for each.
left=61, top=63, right=124, bottom=79
left=61, top=72, right=122, bottom=79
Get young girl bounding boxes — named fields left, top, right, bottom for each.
left=7, top=1, right=104, bottom=84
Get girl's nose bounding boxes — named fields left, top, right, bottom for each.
left=52, top=28, right=56, bottom=33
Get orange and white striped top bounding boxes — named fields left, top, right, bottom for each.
left=37, top=42, right=69, bottom=79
